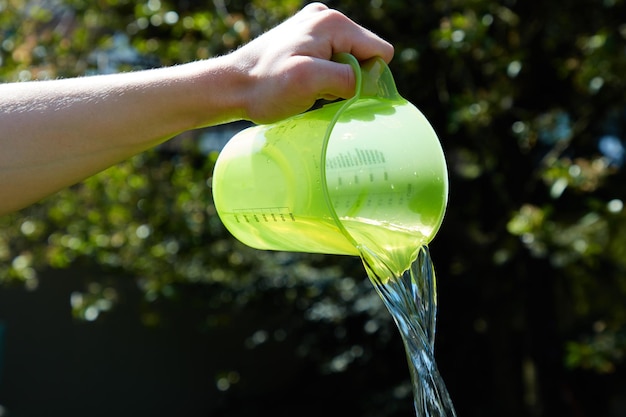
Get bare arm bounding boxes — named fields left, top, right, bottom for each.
left=0, top=3, right=393, bottom=216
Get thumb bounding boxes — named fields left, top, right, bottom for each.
left=309, top=59, right=357, bottom=101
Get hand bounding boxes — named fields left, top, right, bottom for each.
left=227, top=2, right=394, bottom=124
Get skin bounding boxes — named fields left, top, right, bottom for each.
left=0, top=2, right=394, bottom=216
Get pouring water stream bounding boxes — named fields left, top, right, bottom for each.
left=360, top=244, right=457, bottom=417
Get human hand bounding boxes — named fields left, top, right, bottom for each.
left=226, top=2, right=394, bottom=124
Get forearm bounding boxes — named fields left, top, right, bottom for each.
left=0, top=56, right=243, bottom=215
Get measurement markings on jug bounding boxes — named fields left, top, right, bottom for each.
left=233, top=207, right=295, bottom=223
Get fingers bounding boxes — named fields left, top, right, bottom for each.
left=299, top=5, right=394, bottom=64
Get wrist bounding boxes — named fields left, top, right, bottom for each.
left=184, top=55, right=252, bottom=127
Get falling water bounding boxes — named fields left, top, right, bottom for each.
left=359, top=244, right=457, bottom=417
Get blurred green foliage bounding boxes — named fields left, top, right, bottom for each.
left=2, top=0, right=626, bottom=415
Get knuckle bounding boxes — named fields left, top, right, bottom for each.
left=302, top=2, right=329, bottom=13
left=306, top=6, right=348, bottom=30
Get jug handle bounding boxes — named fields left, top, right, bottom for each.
left=319, top=53, right=404, bottom=251
left=319, top=54, right=405, bottom=251
left=317, top=53, right=364, bottom=249
left=332, top=53, right=402, bottom=101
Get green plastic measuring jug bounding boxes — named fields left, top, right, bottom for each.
left=212, top=53, right=448, bottom=273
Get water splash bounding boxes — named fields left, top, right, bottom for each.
left=360, top=245, right=457, bottom=417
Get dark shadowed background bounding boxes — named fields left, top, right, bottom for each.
left=1, top=0, right=626, bottom=416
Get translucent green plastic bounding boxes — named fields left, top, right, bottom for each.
left=212, top=54, right=448, bottom=271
